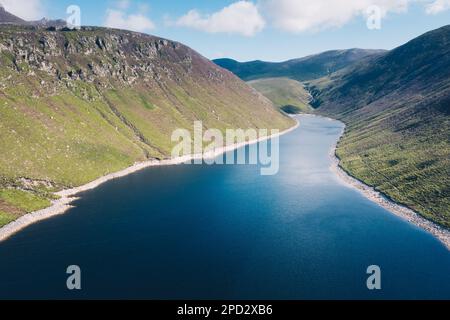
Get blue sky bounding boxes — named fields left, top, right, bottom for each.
left=4, top=0, right=450, bottom=61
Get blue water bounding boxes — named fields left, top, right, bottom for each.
left=0, top=115, right=449, bottom=299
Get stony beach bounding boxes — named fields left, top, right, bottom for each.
left=330, top=126, right=450, bottom=251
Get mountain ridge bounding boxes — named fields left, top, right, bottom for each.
left=214, top=48, right=386, bottom=81
left=0, top=5, right=66, bottom=28
left=0, top=5, right=27, bottom=25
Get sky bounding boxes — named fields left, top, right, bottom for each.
left=1, top=0, right=450, bottom=62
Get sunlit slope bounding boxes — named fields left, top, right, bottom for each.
left=0, top=26, right=294, bottom=225
left=248, top=78, right=312, bottom=113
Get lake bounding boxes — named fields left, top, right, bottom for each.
left=0, top=115, right=449, bottom=299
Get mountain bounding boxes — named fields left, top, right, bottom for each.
left=29, top=18, right=67, bottom=29
left=0, top=5, right=67, bottom=28
left=247, top=78, right=312, bottom=113
left=214, top=49, right=384, bottom=114
left=310, top=25, right=450, bottom=227
left=0, top=5, right=26, bottom=25
left=0, top=24, right=294, bottom=226
left=214, top=49, right=386, bottom=81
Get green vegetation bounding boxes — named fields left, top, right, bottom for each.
left=248, top=78, right=312, bottom=113
left=313, top=25, right=450, bottom=227
left=0, top=189, right=51, bottom=212
left=0, top=211, right=17, bottom=226
left=335, top=110, right=450, bottom=227
left=214, top=49, right=385, bottom=81
left=219, top=25, right=450, bottom=229
left=0, top=26, right=294, bottom=227
left=0, top=189, right=51, bottom=225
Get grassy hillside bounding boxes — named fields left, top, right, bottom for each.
left=0, top=25, right=294, bottom=226
left=215, top=50, right=384, bottom=115
left=311, top=26, right=450, bottom=227
left=214, top=49, right=385, bottom=81
left=248, top=78, right=312, bottom=113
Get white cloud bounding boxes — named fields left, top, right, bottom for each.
left=425, top=0, right=450, bottom=14
left=261, top=0, right=410, bottom=33
left=175, top=1, right=265, bottom=37
left=116, top=0, right=131, bottom=10
left=104, top=9, right=155, bottom=33
left=0, top=0, right=45, bottom=20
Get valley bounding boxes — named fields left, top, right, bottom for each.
left=0, top=0, right=449, bottom=301
left=216, top=25, right=450, bottom=229
left=247, top=77, right=312, bottom=113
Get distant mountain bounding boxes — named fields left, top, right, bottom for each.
left=311, top=25, right=450, bottom=227
left=311, top=26, right=450, bottom=114
left=214, top=49, right=386, bottom=81
left=0, top=5, right=26, bottom=25
left=0, top=23, right=293, bottom=226
left=0, top=5, right=67, bottom=28
left=29, top=18, right=67, bottom=29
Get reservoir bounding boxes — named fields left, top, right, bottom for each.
left=0, top=115, right=449, bottom=299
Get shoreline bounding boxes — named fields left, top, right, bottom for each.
left=3, top=114, right=448, bottom=251
left=0, top=120, right=299, bottom=242
left=329, top=125, right=450, bottom=251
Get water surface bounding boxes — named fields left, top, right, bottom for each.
left=0, top=115, right=449, bottom=299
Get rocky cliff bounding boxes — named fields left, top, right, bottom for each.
left=0, top=25, right=293, bottom=225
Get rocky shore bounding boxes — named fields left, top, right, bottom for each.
left=330, top=126, right=450, bottom=251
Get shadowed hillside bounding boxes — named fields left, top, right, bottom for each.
left=0, top=6, right=26, bottom=25
left=214, top=49, right=385, bottom=81
left=214, top=49, right=384, bottom=114
left=310, top=25, right=450, bottom=227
